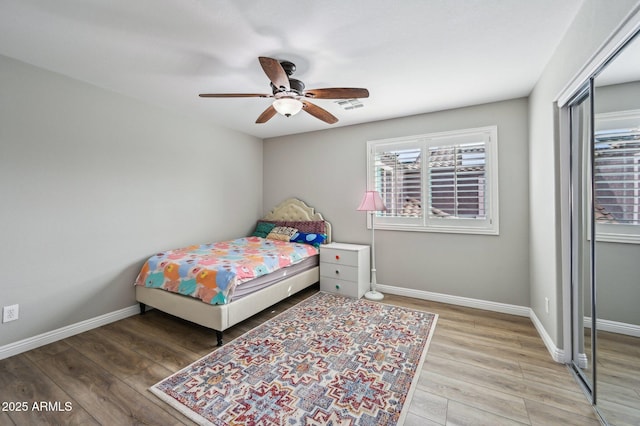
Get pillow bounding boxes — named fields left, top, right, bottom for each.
left=251, top=221, right=276, bottom=238
left=290, top=232, right=327, bottom=247
left=258, top=220, right=325, bottom=235
left=266, top=226, right=298, bottom=241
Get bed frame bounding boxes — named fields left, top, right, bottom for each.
left=135, top=198, right=331, bottom=346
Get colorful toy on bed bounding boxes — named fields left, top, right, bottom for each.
left=290, top=231, right=327, bottom=247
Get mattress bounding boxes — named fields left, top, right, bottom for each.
left=231, top=254, right=319, bottom=301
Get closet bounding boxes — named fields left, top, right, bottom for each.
left=567, top=28, right=640, bottom=426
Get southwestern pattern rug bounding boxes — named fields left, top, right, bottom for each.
left=150, top=292, right=438, bottom=425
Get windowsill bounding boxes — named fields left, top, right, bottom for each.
left=595, top=233, right=640, bottom=244
left=593, top=223, right=640, bottom=244
left=371, top=222, right=499, bottom=236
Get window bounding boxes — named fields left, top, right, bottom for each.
left=366, top=126, right=499, bottom=235
left=593, top=110, right=640, bottom=243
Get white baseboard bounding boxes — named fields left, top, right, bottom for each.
left=377, top=283, right=567, bottom=363
left=4, top=285, right=586, bottom=365
left=577, top=352, right=589, bottom=369
left=584, top=316, right=640, bottom=337
left=376, top=284, right=530, bottom=317
left=0, top=304, right=140, bottom=360
left=529, top=309, right=567, bottom=363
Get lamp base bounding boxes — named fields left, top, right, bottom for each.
left=364, top=290, right=384, bottom=301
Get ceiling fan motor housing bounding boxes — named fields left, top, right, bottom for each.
left=271, top=78, right=305, bottom=96
left=288, top=78, right=305, bottom=94
left=279, top=60, right=296, bottom=76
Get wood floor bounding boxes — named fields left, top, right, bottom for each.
left=583, top=329, right=640, bottom=426
left=0, top=285, right=602, bottom=425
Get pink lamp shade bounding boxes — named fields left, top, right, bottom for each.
left=357, top=190, right=386, bottom=212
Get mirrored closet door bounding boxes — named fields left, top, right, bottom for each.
left=569, top=84, right=594, bottom=397
left=570, top=28, right=640, bottom=426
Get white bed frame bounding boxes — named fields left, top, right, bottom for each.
left=135, top=198, right=331, bottom=346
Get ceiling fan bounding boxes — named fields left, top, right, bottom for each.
left=199, top=56, right=369, bottom=124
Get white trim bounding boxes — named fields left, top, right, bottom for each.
left=594, top=231, right=640, bottom=244
left=367, top=125, right=499, bottom=236
left=577, top=352, right=589, bottom=369
left=562, top=86, right=595, bottom=369
left=559, top=104, right=574, bottom=365
left=557, top=4, right=640, bottom=106
left=377, top=283, right=568, bottom=363
left=0, top=288, right=582, bottom=366
left=590, top=109, right=640, bottom=243
left=0, top=304, right=140, bottom=360
left=584, top=316, right=640, bottom=337
left=529, top=309, right=566, bottom=363
left=373, top=223, right=499, bottom=236
left=376, top=284, right=529, bottom=317
left=559, top=6, right=640, bottom=369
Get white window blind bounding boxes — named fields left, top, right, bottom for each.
left=374, top=144, right=423, bottom=219
left=367, top=126, right=499, bottom=235
left=428, top=142, right=486, bottom=219
left=594, top=130, right=640, bottom=226
left=593, top=110, right=640, bottom=243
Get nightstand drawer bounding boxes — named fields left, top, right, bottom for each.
left=320, top=263, right=359, bottom=282
left=319, top=242, right=370, bottom=299
left=320, top=277, right=360, bottom=299
left=320, top=249, right=359, bottom=266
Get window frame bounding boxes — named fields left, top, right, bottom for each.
left=590, top=109, right=640, bottom=244
left=366, top=125, right=499, bottom=235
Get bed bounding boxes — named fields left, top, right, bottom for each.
left=134, top=198, right=331, bottom=346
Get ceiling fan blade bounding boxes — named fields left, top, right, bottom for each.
left=304, top=87, right=369, bottom=99
left=256, top=105, right=277, bottom=123
left=199, top=93, right=271, bottom=98
left=258, top=56, right=290, bottom=91
left=301, top=100, right=338, bottom=124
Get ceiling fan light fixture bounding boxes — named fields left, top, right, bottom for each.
left=200, top=57, right=368, bottom=124
left=273, top=98, right=303, bottom=117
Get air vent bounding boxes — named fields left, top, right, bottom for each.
left=334, top=99, right=364, bottom=110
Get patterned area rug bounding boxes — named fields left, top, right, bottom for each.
left=150, top=292, right=438, bottom=425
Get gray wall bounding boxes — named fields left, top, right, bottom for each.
left=596, top=242, right=640, bottom=325
left=594, top=81, right=640, bottom=326
left=0, top=55, right=263, bottom=347
left=528, top=0, right=640, bottom=347
left=264, top=98, right=530, bottom=306
left=4, top=0, right=640, bottom=355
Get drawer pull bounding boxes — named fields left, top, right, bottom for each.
left=335, top=255, right=340, bottom=260
left=335, top=284, right=340, bottom=290
left=335, top=270, right=339, bottom=275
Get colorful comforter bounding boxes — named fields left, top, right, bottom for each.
left=134, top=237, right=319, bottom=305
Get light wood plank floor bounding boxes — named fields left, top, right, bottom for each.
left=0, top=285, right=601, bottom=425
left=583, top=329, right=640, bottom=426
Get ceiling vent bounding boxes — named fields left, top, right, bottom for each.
left=335, top=99, right=364, bottom=110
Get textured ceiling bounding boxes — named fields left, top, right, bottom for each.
left=0, top=0, right=585, bottom=139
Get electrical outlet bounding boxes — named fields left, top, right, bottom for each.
left=3, top=304, right=19, bottom=323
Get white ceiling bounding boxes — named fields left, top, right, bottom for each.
left=0, top=0, right=585, bottom=139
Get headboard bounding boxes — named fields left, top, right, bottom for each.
left=262, top=198, right=332, bottom=243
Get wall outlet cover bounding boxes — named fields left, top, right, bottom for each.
left=3, top=304, right=19, bottom=323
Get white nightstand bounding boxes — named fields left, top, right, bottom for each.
left=320, top=242, right=370, bottom=298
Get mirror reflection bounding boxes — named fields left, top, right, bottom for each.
left=592, top=30, right=640, bottom=425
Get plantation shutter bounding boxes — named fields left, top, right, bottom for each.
left=428, top=141, right=487, bottom=219
left=594, top=130, right=640, bottom=226
left=372, top=142, right=423, bottom=219
left=366, top=125, right=498, bottom=235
